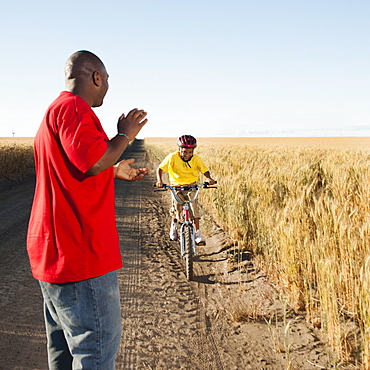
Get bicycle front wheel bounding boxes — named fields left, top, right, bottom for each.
left=184, top=225, right=194, bottom=281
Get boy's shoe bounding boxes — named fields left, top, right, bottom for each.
left=195, top=230, right=206, bottom=246
left=170, top=221, right=178, bottom=241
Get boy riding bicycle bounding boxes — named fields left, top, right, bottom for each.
left=156, top=135, right=216, bottom=245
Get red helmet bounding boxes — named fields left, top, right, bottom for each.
left=177, top=135, right=197, bottom=148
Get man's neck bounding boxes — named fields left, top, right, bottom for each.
left=65, top=81, right=93, bottom=107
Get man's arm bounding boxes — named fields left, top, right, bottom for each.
left=86, top=109, right=147, bottom=176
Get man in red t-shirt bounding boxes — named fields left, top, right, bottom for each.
left=27, top=50, right=148, bottom=369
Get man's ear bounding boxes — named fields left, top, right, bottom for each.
left=92, top=71, right=100, bottom=87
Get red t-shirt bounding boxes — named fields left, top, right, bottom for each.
left=27, top=91, right=122, bottom=283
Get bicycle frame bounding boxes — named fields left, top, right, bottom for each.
left=168, top=184, right=204, bottom=256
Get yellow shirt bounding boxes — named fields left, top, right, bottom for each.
left=159, top=151, right=209, bottom=185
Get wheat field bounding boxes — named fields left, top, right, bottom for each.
left=0, top=137, right=34, bottom=181
left=3, top=135, right=370, bottom=366
left=145, top=137, right=370, bottom=368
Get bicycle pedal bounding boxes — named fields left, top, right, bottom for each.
left=196, top=241, right=206, bottom=246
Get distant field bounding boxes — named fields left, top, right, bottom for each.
left=0, top=137, right=34, bottom=143
left=145, top=136, right=370, bottom=149
left=2, top=136, right=370, bottom=150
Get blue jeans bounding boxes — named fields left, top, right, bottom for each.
left=39, top=271, right=122, bottom=370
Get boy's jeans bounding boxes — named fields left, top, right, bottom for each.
left=39, top=271, right=122, bottom=370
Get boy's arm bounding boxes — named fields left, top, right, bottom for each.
left=203, top=171, right=216, bottom=185
left=156, top=167, right=165, bottom=188
left=196, top=156, right=215, bottom=184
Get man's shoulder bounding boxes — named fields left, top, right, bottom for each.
left=50, top=91, right=91, bottom=113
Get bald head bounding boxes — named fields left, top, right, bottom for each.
left=64, top=50, right=109, bottom=107
left=65, top=50, right=104, bottom=81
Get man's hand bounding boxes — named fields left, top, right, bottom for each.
left=114, top=158, right=149, bottom=181
left=117, top=109, right=148, bottom=140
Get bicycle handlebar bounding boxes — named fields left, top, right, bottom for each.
left=154, top=182, right=217, bottom=204
left=154, top=181, right=217, bottom=191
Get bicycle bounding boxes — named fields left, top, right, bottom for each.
left=154, top=182, right=217, bottom=281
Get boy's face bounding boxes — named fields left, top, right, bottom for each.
left=179, top=147, right=194, bottom=161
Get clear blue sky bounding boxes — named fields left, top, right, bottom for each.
left=1, top=0, right=370, bottom=138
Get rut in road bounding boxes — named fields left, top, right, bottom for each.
left=115, top=140, right=225, bottom=370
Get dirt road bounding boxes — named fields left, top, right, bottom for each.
left=0, top=140, right=332, bottom=369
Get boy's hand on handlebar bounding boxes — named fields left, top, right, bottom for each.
left=206, top=178, right=216, bottom=185
left=156, top=181, right=164, bottom=188
left=114, top=158, right=149, bottom=181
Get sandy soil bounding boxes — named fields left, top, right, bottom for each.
left=0, top=140, right=335, bottom=369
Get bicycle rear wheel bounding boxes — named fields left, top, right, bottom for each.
left=184, top=225, right=194, bottom=281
